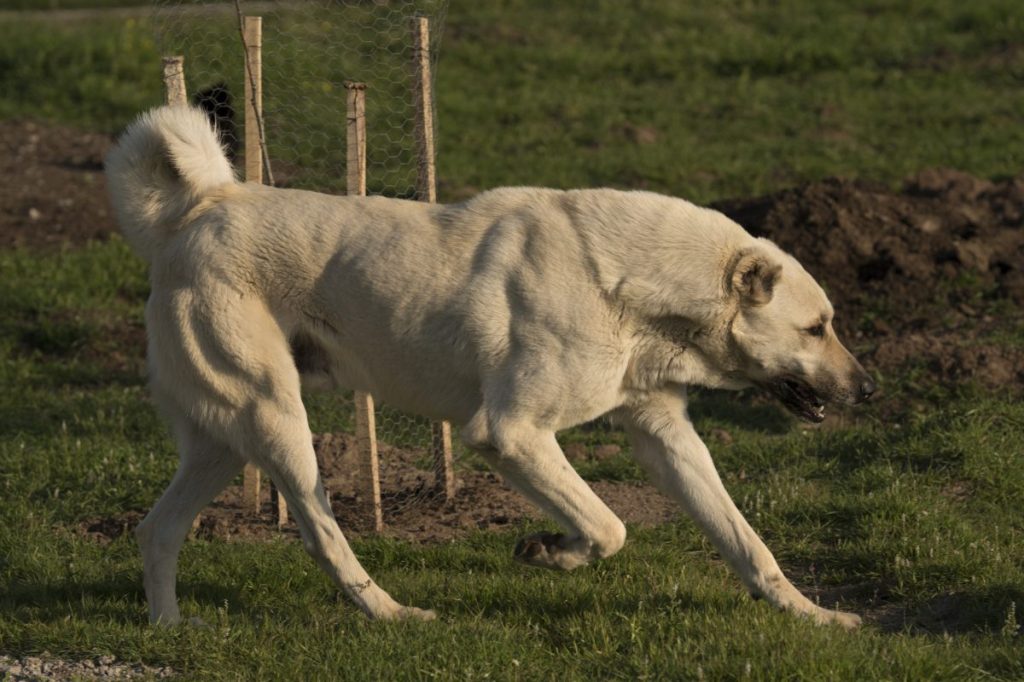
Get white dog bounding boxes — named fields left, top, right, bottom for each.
left=105, top=106, right=875, bottom=628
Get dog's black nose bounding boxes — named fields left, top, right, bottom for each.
left=859, top=377, right=876, bottom=401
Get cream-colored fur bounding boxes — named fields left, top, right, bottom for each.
left=106, top=105, right=874, bottom=629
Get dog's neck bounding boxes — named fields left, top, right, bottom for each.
left=560, top=190, right=761, bottom=392
left=564, top=189, right=752, bottom=324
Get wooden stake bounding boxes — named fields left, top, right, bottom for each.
left=162, top=53, right=204, bottom=531
left=243, top=16, right=263, bottom=186
left=346, top=82, right=368, bottom=195
left=239, top=16, right=285, bottom=523
left=412, top=17, right=437, bottom=204
left=243, top=465, right=261, bottom=513
left=413, top=16, right=455, bottom=501
left=161, top=56, right=187, bottom=106
left=432, top=420, right=455, bottom=499
left=355, top=392, right=382, bottom=532
left=346, top=82, right=383, bottom=532
left=241, top=15, right=261, bottom=514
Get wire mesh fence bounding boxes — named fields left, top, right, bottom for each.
left=151, top=0, right=456, bottom=527
left=153, top=0, right=447, bottom=196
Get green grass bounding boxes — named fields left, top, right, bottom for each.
left=3, top=1, right=1024, bottom=679
left=0, top=1, right=145, bottom=9
left=1, top=0, right=1023, bottom=200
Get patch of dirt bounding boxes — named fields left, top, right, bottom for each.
left=0, top=120, right=114, bottom=249
left=714, top=168, right=1024, bottom=390
left=81, top=432, right=680, bottom=545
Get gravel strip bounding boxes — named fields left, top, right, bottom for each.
left=0, top=653, right=175, bottom=680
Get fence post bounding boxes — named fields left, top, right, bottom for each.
left=162, top=53, right=199, bottom=532
left=345, top=82, right=384, bottom=532
left=239, top=15, right=289, bottom=526
left=241, top=16, right=261, bottom=515
left=412, top=16, right=455, bottom=501
left=243, top=16, right=264, bottom=186
left=162, top=56, right=187, bottom=106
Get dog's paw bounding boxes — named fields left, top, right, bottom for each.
left=513, top=532, right=572, bottom=570
left=829, top=610, right=862, bottom=630
left=813, top=606, right=862, bottom=630
left=387, top=605, right=437, bottom=622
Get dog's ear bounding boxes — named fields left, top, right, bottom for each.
left=730, top=248, right=781, bottom=306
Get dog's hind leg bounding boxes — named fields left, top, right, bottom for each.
left=463, top=411, right=627, bottom=571
left=241, top=393, right=435, bottom=621
left=135, top=418, right=244, bottom=625
left=146, top=289, right=432, bottom=622
left=619, top=388, right=861, bottom=629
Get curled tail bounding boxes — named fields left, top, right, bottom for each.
left=105, top=105, right=236, bottom=261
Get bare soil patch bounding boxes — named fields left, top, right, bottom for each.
left=0, top=120, right=113, bottom=249
left=81, top=432, right=680, bottom=544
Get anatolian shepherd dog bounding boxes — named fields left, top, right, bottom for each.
left=105, top=106, right=876, bottom=629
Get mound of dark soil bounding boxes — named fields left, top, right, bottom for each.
left=715, top=169, right=1024, bottom=390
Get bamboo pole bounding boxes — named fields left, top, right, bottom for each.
left=345, top=81, right=383, bottom=532
left=413, top=16, right=455, bottom=501
left=161, top=56, right=187, bottom=106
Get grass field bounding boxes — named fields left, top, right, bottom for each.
left=2, top=0, right=1023, bottom=199
left=2, top=1, right=1024, bottom=680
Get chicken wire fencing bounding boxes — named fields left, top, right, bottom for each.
left=151, top=0, right=458, bottom=528
left=153, top=0, right=447, bottom=196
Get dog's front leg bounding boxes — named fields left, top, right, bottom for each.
left=463, top=411, right=626, bottom=571
left=619, top=389, right=861, bottom=629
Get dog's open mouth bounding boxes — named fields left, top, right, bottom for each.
left=765, top=377, right=826, bottom=423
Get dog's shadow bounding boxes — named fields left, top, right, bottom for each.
left=9, top=568, right=1019, bottom=637
left=1, top=577, right=243, bottom=626
left=813, top=580, right=1024, bottom=636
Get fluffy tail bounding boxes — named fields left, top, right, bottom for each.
left=105, top=105, right=236, bottom=261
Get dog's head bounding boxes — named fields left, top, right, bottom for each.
left=721, top=241, right=876, bottom=422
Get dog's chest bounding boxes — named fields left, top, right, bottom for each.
left=622, top=320, right=700, bottom=391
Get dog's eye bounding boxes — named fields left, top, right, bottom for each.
left=806, top=323, right=825, bottom=338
